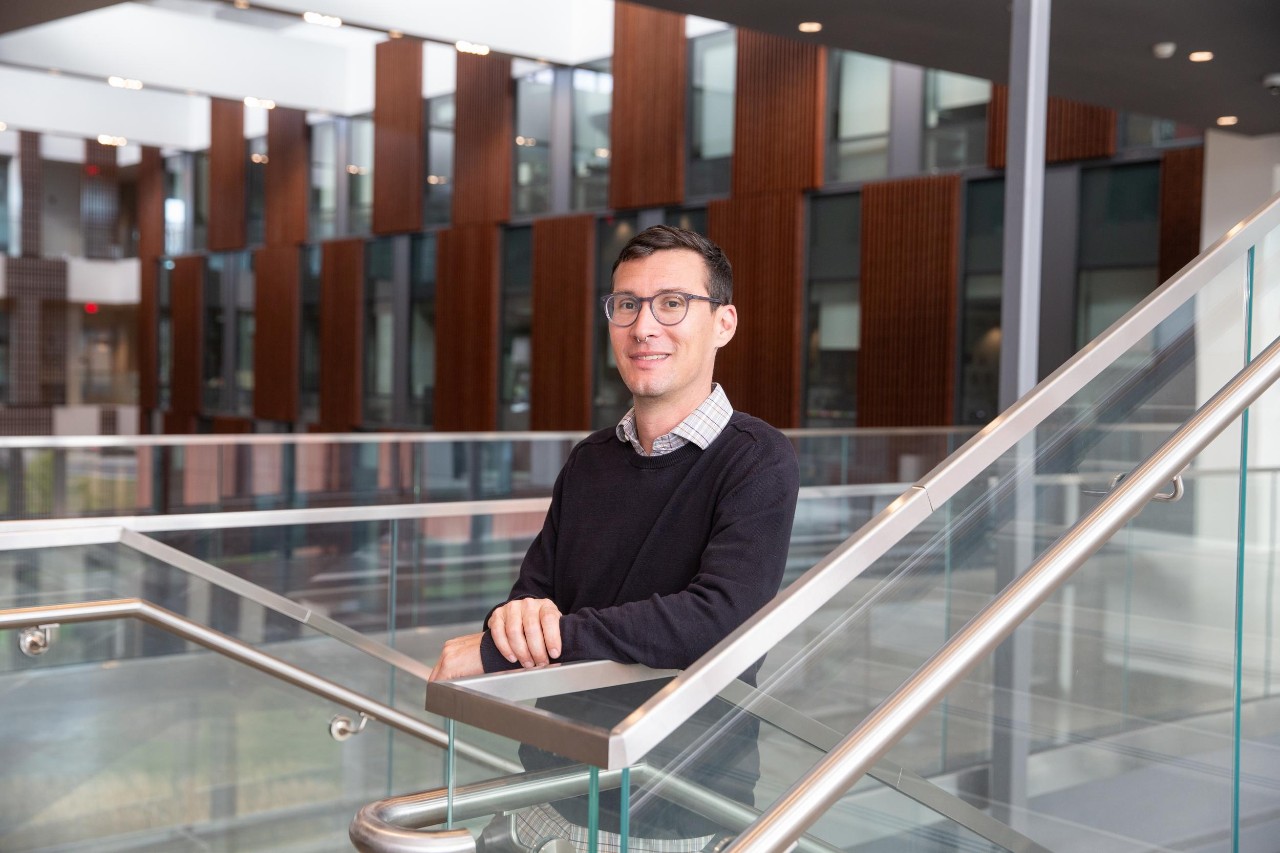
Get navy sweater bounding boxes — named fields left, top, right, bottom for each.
left=478, top=411, right=800, bottom=837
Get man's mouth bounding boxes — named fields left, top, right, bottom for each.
left=633, top=354, right=668, bottom=361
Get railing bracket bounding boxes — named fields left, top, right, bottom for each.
left=18, top=624, right=56, bottom=657
left=331, top=711, right=372, bottom=741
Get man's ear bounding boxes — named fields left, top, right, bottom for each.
left=715, top=304, right=738, bottom=348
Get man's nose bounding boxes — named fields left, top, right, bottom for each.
left=632, top=300, right=664, bottom=338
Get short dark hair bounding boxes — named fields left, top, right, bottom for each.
left=612, top=225, right=733, bottom=305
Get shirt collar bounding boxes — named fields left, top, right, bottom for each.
left=616, top=384, right=734, bottom=457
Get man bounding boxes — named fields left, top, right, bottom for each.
left=430, top=225, right=800, bottom=850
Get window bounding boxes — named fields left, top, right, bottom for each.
left=424, top=95, right=455, bottom=226
left=299, top=245, right=321, bottom=424
left=409, top=234, right=437, bottom=427
left=827, top=51, right=891, bottom=184
left=959, top=178, right=1004, bottom=424
left=246, top=136, right=267, bottom=246
left=203, top=251, right=254, bottom=415
left=923, top=70, right=990, bottom=172
left=158, top=259, right=173, bottom=409
left=500, top=226, right=533, bottom=430
left=364, top=238, right=397, bottom=424
left=593, top=214, right=640, bottom=429
left=0, top=154, right=11, bottom=254
left=572, top=61, right=612, bottom=210
left=348, top=116, right=374, bottom=235
left=514, top=64, right=555, bottom=217
left=688, top=26, right=735, bottom=198
left=804, top=194, right=861, bottom=426
left=310, top=119, right=338, bottom=240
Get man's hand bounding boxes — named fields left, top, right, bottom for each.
left=489, top=597, right=563, bottom=668
left=429, top=632, right=485, bottom=682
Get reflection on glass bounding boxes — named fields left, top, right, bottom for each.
left=664, top=207, right=707, bottom=235
left=410, top=234, right=437, bottom=427
left=805, top=193, right=861, bottom=426
left=500, top=226, right=533, bottom=430
left=827, top=50, right=891, bottom=184
left=158, top=259, right=173, bottom=410
left=959, top=177, right=1004, bottom=424
left=425, top=94, right=455, bottom=226
left=162, top=152, right=191, bottom=255
left=923, top=69, right=990, bottom=171
left=192, top=149, right=209, bottom=251
left=310, top=118, right=338, bottom=239
left=365, top=238, right=396, bottom=424
left=593, top=214, right=639, bottom=429
left=299, top=245, right=321, bottom=423
left=1116, top=112, right=1203, bottom=150
left=233, top=252, right=255, bottom=416
left=348, top=115, right=374, bottom=235
left=246, top=135, right=267, bottom=246
left=514, top=64, right=554, bottom=216
left=688, top=28, right=735, bottom=198
left=572, top=61, right=612, bottom=211
left=204, top=253, right=227, bottom=411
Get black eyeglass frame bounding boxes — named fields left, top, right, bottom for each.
left=600, top=290, right=726, bottom=327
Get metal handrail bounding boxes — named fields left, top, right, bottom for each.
left=0, top=598, right=519, bottom=776
left=724, top=301, right=1280, bottom=849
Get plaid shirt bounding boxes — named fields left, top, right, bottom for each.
left=615, top=384, right=733, bottom=457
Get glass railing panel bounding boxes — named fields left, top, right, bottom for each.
left=0, top=615, right=443, bottom=851
left=788, top=428, right=978, bottom=488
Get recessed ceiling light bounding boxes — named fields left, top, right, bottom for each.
left=1151, top=41, right=1176, bottom=59
left=0, top=122, right=7, bottom=132
left=387, top=29, right=403, bottom=39
left=302, top=11, right=342, bottom=28
left=244, top=96, right=276, bottom=110
left=1216, top=115, right=1238, bottom=126
left=108, top=75, right=143, bottom=90
left=1189, top=51, right=1214, bottom=62
left=233, top=0, right=249, bottom=8
left=798, top=21, right=823, bottom=33
left=96, top=134, right=127, bottom=147
left=456, top=40, right=490, bottom=56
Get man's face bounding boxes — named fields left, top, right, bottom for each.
left=609, top=249, right=737, bottom=411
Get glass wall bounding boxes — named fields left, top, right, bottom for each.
left=233, top=254, right=255, bottom=416
left=827, top=50, right=892, bottom=184
left=158, top=259, right=173, bottom=409
left=310, top=118, right=338, bottom=240
left=571, top=61, right=612, bottom=210
left=246, top=136, right=267, bottom=247
left=299, top=245, right=321, bottom=424
left=1075, top=162, right=1161, bottom=349
left=1117, top=113, right=1203, bottom=150
left=203, top=254, right=227, bottom=411
left=514, top=63, right=555, bottom=217
left=500, top=226, right=533, bottom=430
left=203, top=251, right=254, bottom=415
left=364, top=238, right=396, bottom=424
left=922, top=69, right=990, bottom=172
left=958, top=178, right=1004, bottom=424
left=687, top=26, right=735, bottom=198
left=408, top=234, right=436, bottom=427
left=0, top=154, right=9, bottom=254
left=593, top=214, right=639, bottom=429
left=805, top=193, right=861, bottom=426
left=348, top=116, right=374, bottom=235
left=424, top=95, right=455, bottom=226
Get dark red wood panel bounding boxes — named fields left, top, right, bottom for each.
left=19, top=131, right=41, bottom=257
left=253, top=244, right=300, bottom=422
left=211, top=416, right=253, bottom=433
left=137, top=146, right=165, bottom=411
left=373, top=38, right=424, bottom=235
left=82, top=139, right=120, bottom=259
left=436, top=225, right=501, bottom=430
left=266, top=107, right=309, bottom=245
left=168, top=255, right=204, bottom=416
left=988, top=86, right=1117, bottom=168
left=859, top=175, right=962, bottom=427
left=162, top=412, right=197, bottom=434
left=609, top=2, right=686, bottom=210
left=1158, top=145, right=1205, bottom=283
left=707, top=192, right=806, bottom=428
left=530, top=215, right=595, bottom=430
left=453, top=52, right=513, bottom=226
left=319, top=239, right=364, bottom=431
left=732, top=30, right=825, bottom=196
left=208, top=97, right=246, bottom=251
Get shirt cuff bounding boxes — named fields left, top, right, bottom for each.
left=479, top=630, right=521, bottom=673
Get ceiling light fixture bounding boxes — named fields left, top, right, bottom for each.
left=244, top=96, right=276, bottom=110
left=108, top=75, right=144, bottom=90
left=456, top=40, right=490, bottom=56
left=594, top=147, right=610, bottom=158
left=1216, top=115, right=1239, bottom=126
left=1151, top=41, right=1176, bottom=59
left=388, top=29, right=403, bottom=39
left=97, top=134, right=127, bottom=147
left=0, top=122, right=7, bottom=132
left=1189, top=51, right=1214, bottom=62
left=233, top=0, right=249, bottom=8
left=302, top=11, right=342, bottom=28
left=798, top=21, right=823, bottom=33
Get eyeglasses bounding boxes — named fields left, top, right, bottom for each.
left=601, top=291, right=724, bottom=327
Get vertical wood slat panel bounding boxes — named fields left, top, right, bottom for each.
left=436, top=225, right=501, bottom=430
left=707, top=192, right=806, bottom=428
left=208, top=97, right=246, bottom=251
left=373, top=38, right=424, bottom=235
left=266, top=107, right=310, bottom=245
left=987, top=85, right=1117, bottom=168
left=253, top=244, right=300, bottom=422
left=137, top=146, right=165, bottom=411
left=168, top=255, right=204, bottom=417
left=82, top=139, right=120, bottom=259
left=732, top=31, right=826, bottom=197
left=859, top=175, right=962, bottom=427
left=18, top=131, right=42, bottom=257
left=530, top=215, right=595, bottom=430
left=453, top=52, right=513, bottom=226
left=609, top=2, right=686, bottom=210
left=1158, top=145, right=1205, bottom=283
left=319, top=239, right=364, bottom=430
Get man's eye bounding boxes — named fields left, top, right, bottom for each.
left=616, top=298, right=639, bottom=311
left=660, top=297, right=684, bottom=309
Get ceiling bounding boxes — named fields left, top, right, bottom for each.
left=0, top=0, right=1276, bottom=146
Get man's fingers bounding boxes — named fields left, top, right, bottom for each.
left=489, top=611, right=517, bottom=663
left=504, top=608, right=534, bottom=667
left=540, top=604, right=562, bottom=659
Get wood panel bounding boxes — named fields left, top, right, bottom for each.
left=732, top=30, right=826, bottom=197
left=266, top=107, right=309, bottom=245
left=168, top=255, right=204, bottom=417
left=1158, top=146, right=1204, bottom=283
left=987, top=86, right=1116, bottom=168
left=436, top=225, right=501, bottom=430
left=707, top=192, right=806, bottom=428
left=453, top=52, right=513, bottom=226
left=137, top=146, right=165, bottom=410
left=211, top=416, right=253, bottom=434
left=530, top=215, right=595, bottom=430
left=609, top=2, right=686, bottom=210
left=319, top=239, right=364, bottom=431
left=18, top=131, right=41, bottom=257
left=82, top=139, right=120, bottom=259
left=253, top=244, right=300, bottom=422
left=373, top=38, right=424, bottom=235
left=859, top=175, right=962, bottom=427
left=208, top=97, right=246, bottom=251
left=162, top=411, right=197, bottom=434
